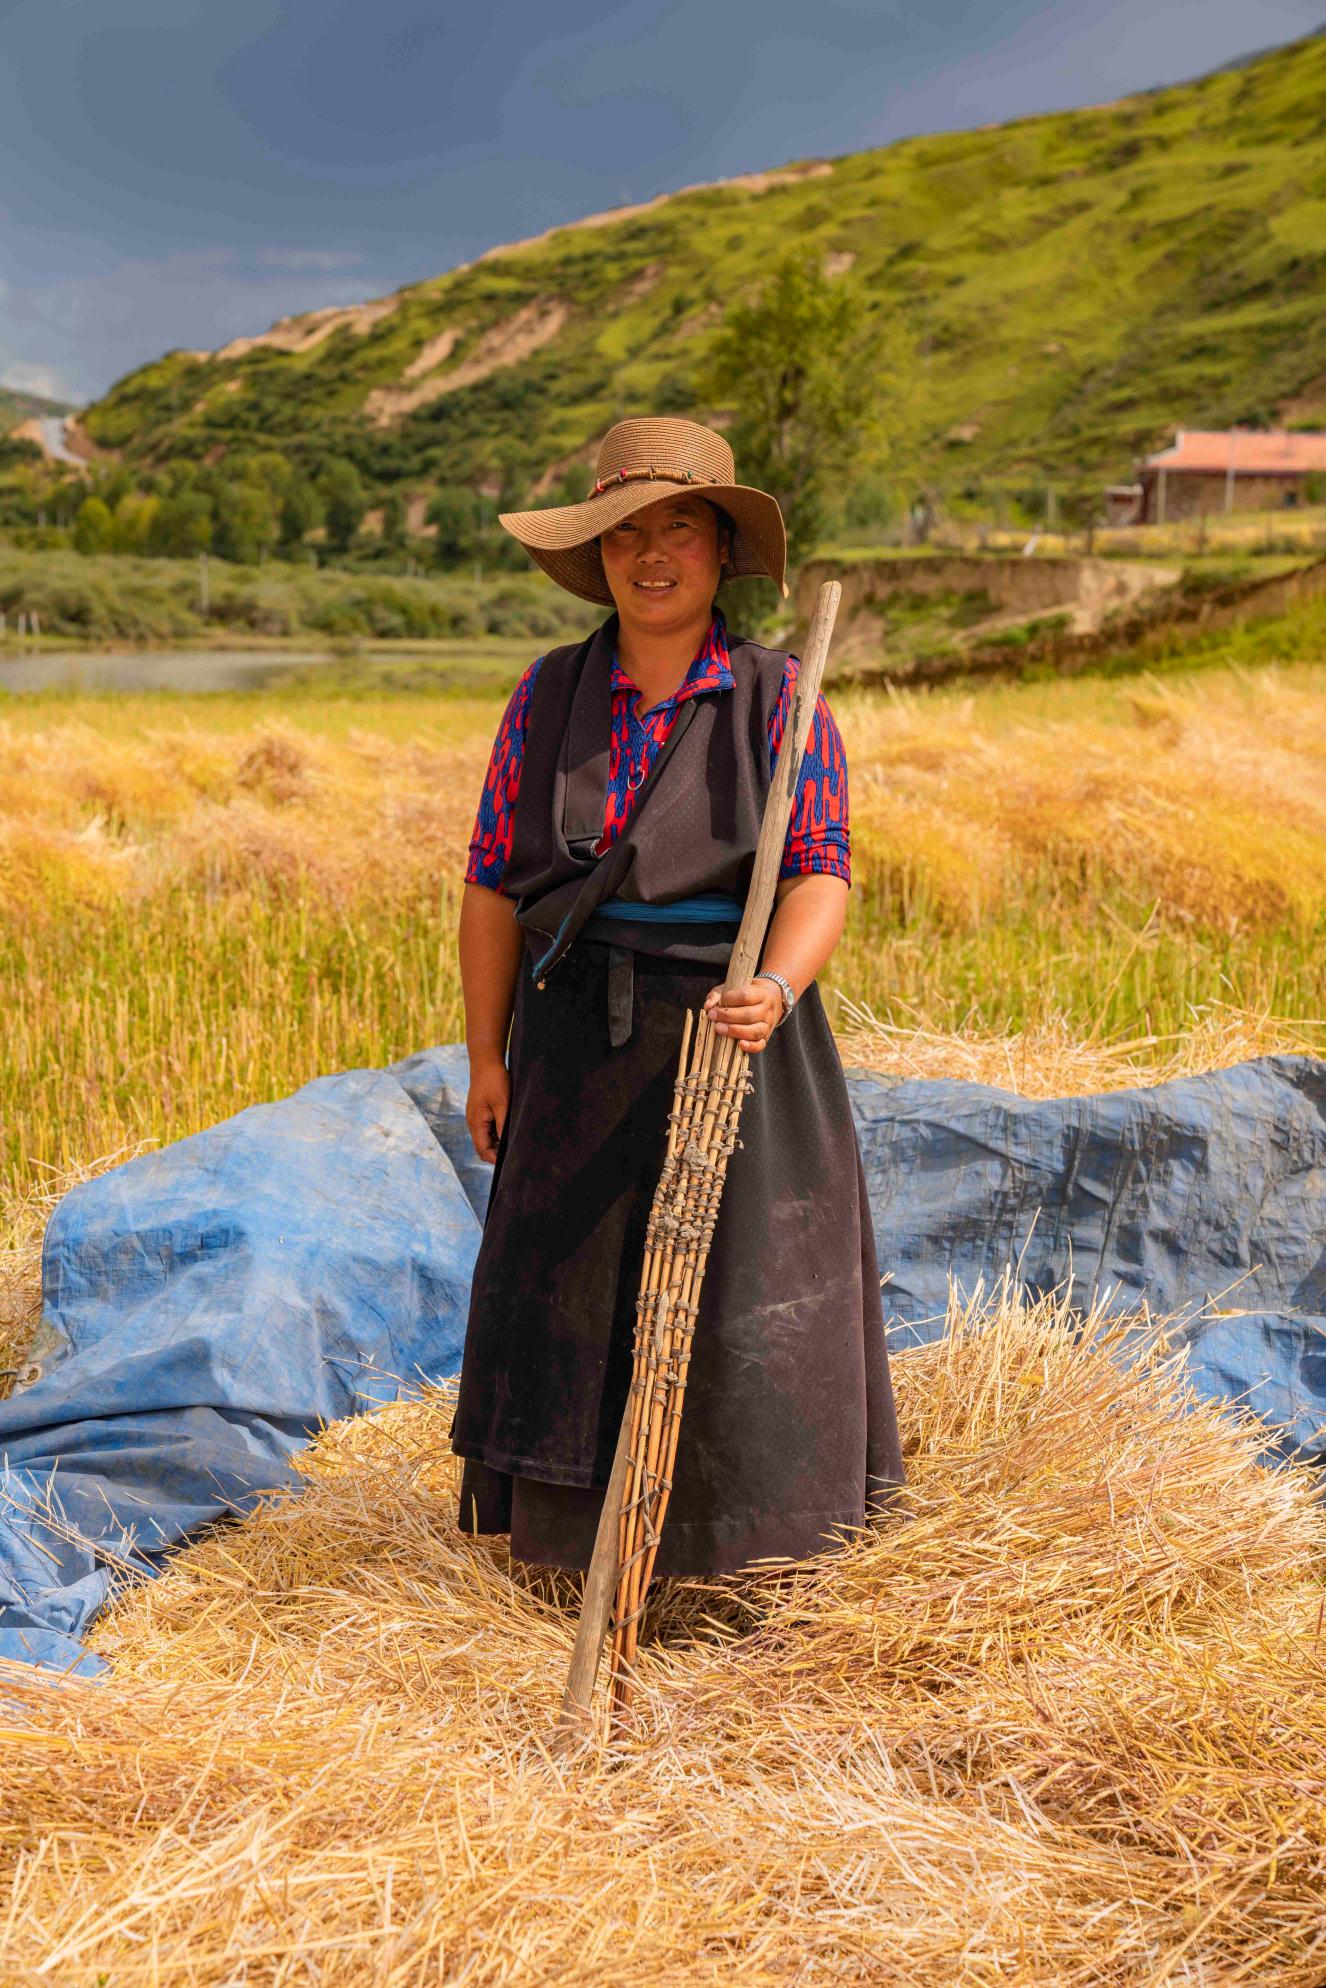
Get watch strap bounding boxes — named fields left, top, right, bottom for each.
left=754, top=969, right=796, bottom=1021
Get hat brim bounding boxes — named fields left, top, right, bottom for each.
left=498, top=480, right=788, bottom=605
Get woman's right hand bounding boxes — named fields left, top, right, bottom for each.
left=466, top=1055, right=511, bottom=1164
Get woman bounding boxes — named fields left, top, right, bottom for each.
left=450, top=416, right=903, bottom=1579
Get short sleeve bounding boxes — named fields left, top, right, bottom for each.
left=767, top=657, right=851, bottom=884
left=464, top=658, right=543, bottom=892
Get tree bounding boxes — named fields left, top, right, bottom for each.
left=113, top=491, right=161, bottom=554
left=380, top=489, right=407, bottom=548
left=213, top=478, right=278, bottom=564
left=279, top=475, right=324, bottom=552
left=165, top=461, right=205, bottom=497
left=426, top=484, right=493, bottom=567
left=540, top=467, right=590, bottom=511
left=247, top=451, right=295, bottom=501
left=72, top=496, right=115, bottom=555
left=700, top=249, right=897, bottom=563
left=96, top=465, right=135, bottom=513
left=0, top=435, right=42, bottom=471
left=1059, top=478, right=1107, bottom=553
left=151, top=490, right=214, bottom=557
left=319, top=458, right=366, bottom=553
left=842, top=474, right=896, bottom=536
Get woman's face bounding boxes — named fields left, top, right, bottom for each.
left=599, top=495, right=727, bottom=638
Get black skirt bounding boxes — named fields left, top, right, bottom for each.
left=449, top=939, right=904, bottom=1577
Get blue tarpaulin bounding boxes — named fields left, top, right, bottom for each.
left=0, top=1057, right=480, bottom=1675
left=846, top=1055, right=1326, bottom=1461
left=1, top=1045, right=1323, bottom=1675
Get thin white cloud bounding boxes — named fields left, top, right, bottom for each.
left=0, top=360, right=72, bottom=403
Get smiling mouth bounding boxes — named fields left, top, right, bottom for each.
left=633, top=578, right=677, bottom=592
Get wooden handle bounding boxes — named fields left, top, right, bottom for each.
left=728, top=580, right=842, bottom=988
left=557, top=1401, right=635, bottom=1734
left=555, top=580, right=842, bottom=1733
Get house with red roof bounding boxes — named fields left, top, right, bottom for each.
left=1105, top=429, right=1326, bottom=525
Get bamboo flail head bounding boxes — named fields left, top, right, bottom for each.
left=609, top=1009, right=752, bottom=1719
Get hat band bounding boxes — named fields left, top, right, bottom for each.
left=586, top=465, right=722, bottom=499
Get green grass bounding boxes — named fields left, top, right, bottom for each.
left=0, top=385, right=71, bottom=431
left=1074, top=586, right=1326, bottom=679
left=813, top=545, right=1326, bottom=684
left=0, top=546, right=587, bottom=648
left=260, top=640, right=544, bottom=695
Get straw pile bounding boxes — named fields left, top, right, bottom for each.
left=2, top=1286, right=1323, bottom=1984
left=836, top=999, right=1326, bottom=1100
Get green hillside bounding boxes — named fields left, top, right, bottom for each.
left=0, top=384, right=74, bottom=433
left=82, top=28, right=1326, bottom=507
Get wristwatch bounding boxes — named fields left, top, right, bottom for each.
left=755, top=969, right=797, bottom=1024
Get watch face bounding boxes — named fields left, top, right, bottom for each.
left=761, top=972, right=793, bottom=1015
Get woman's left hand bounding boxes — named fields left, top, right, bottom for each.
left=703, top=978, right=784, bottom=1054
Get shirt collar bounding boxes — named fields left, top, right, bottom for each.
left=611, top=613, right=734, bottom=711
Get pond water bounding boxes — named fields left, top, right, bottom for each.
left=0, top=649, right=330, bottom=693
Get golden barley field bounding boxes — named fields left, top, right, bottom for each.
left=1, top=647, right=1324, bottom=1207
left=2, top=635, right=1326, bottom=1985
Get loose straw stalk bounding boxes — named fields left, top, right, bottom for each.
left=559, top=581, right=843, bottom=1738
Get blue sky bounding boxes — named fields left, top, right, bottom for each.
left=1, top=0, right=1321, bottom=404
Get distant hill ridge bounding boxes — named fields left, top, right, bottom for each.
left=1, top=384, right=75, bottom=433
left=81, top=27, right=1326, bottom=499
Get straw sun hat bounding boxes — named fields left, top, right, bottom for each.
left=498, top=416, right=788, bottom=606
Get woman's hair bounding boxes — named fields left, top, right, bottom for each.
left=708, top=501, right=738, bottom=581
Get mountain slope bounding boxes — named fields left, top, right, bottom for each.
left=82, top=28, right=1326, bottom=500
left=1, top=383, right=75, bottom=433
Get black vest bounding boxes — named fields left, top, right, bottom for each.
left=504, top=615, right=789, bottom=977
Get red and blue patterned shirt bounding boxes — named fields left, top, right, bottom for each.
left=465, top=614, right=850, bottom=892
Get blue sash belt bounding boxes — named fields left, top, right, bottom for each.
left=591, top=892, right=742, bottom=924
